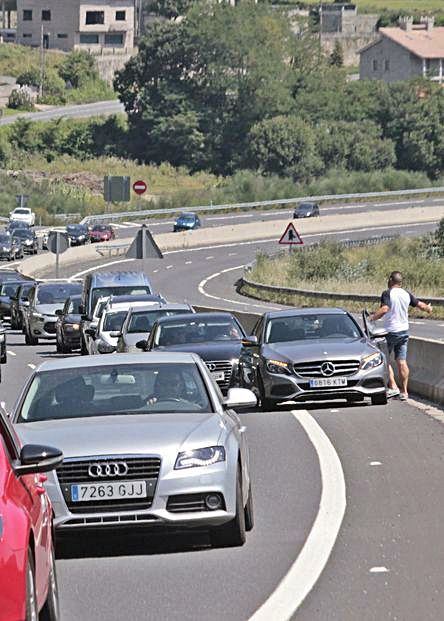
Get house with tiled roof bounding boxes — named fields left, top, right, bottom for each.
left=359, top=17, right=444, bottom=83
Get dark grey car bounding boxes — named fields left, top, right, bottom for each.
left=240, top=308, right=388, bottom=410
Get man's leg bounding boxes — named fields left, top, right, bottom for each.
left=387, top=363, right=399, bottom=391
left=397, top=359, right=409, bottom=396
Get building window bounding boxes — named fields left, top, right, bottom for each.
left=23, top=33, right=32, bottom=38
left=372, top=59, right=378, bottom=71
left=115, top=10, right=126, bottom=21
left=105, top=33, right=124, bottom=46
left=79, top=33, right=99, bottom=44
left=384, top=59, right=390, bottom=71
left=23, top=9, right=32, bottom=21
left=85, top=11, right=104, bottom=25
left=57, top=33, right=68, bottom=39
left=42, top=10, right=51, bottom=21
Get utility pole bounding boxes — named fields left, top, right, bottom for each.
left=1, top=0, right=5, bottom=30
left=39, top=24, right=45, bottom=99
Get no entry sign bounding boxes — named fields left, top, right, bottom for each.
left=133, top=180, right=147, bottom=195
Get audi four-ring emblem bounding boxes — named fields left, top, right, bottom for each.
left=88, top=462, right=129, bottom=478
left=320, top=362, right=335, bottom=377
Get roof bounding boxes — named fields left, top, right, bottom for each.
left=86, top=272, right=152, bottom=286
left=154, top=312, right=235, bottom=325
left=36, top=352, right=199, bottom=372
left=361, top=27, right=444, bottom=59
left=128, top=303, right=193, bottom=313
left=265, top=308, right=348, bottom=319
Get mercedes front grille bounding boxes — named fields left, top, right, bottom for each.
left=294, top=359, right=360, bottom=377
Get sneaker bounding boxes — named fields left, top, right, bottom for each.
left=399, top=393, right=408, bottom=401
left=387, top=388, right=400, bottom=399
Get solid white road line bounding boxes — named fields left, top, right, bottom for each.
left=370, top=461, right=382, bottom=466
left=27, top=363, right=36, bottom=369
left=6, top=350, right=16, bottom=356
left=369, top=567, right=389, bottom=573
left=249, top=409, right=346, bottom=621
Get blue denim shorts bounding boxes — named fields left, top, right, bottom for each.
left=386, top=331, right=409, bottom=360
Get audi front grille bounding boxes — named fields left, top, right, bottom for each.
left=204, top=360, right=233, bottom=391
left=56, top=455, right=161, bottom=514
left=293, top=359, right=360, bottom=377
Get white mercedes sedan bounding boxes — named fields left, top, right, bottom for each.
left=12, top=353, right=256, bottom=548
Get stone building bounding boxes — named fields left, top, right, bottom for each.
left=359, top=17, right=444, bottom=83
left=319, top=3, right=378, bottom=66
left=16, top=0, right=134, bottom=52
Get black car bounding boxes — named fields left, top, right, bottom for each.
left=293, top=202, right=320, bottom=218
left=144, top=312, right=246, bottom=394
left=56, top=294, right=82, bottom=353
left=173, top=212, right=201, bottom=232
left=66, top=224, right=89, bottom=246
left=10, top=281, right=35, bottom=330
left=0, top=280, right=24, bottom=321
left=9, top=228, right=38, bottom=254
left=0, top=233, right=23, bottom=261
left=6, top=220, right=30, bottom=233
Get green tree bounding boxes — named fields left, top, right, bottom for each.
left=58, top=51, right=98, bottom=88
left=144, top=0, right=194, bottom=19
left=330, top=41, right=344, bottom=67
left=248, top=115, right=323, bottom=181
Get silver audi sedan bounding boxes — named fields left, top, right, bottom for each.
left=12, top=353, right=256, bottom=548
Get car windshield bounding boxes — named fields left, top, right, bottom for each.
left=297, top=203, right=313, bottom=212
left=179, top=214, right=194, bottom=221
left=67, top=297, right=82, bottom=314
left=17, top=363, right=213, bottom=421
left=154, top=317, right=243, bottom=347
left=265, top=313, right=362, bottom=343
left=103, top=311, right=127, bottom=332
left=14, top=209, right=29, bottom=215
left=92, top=225, right=109, bottom=232
left=12, top=229, right=32, bottom=239
left=67, top=225, right=85, bottom=234
left=19, top=285, right=33, bottom=299
left=0, top=282, right=20, bottom=297
left=127, top=309, right=189, bottom=334
left=36, top=283, right=82, bottom=305
left=0, top=234, right=11, bottom=244
left=91, top=286, right=152, bottom=311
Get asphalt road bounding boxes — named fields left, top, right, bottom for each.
left=0, top=100, right=124, bottom=126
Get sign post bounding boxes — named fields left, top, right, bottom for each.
left=47, top=231, right=69, bottom=278
left=104, top=176, right=131, bottom=214
left=278, top=222, right=304, bottom=254
left=126, top=224, right=163, bottom=274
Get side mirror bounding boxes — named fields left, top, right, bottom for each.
left=85, top=328, right=96, bottom=338
left=370, top=328, right=388, bottom=339
left=136, top=340, right=147, bottom=350
left=14, top=444, right=63, bottom=476
left=79, top=304, right=85, bottom=315
left=55, top=309, right=63, bottom=316
left=224, top=388, right=257, bottom=410
left=97, top=343, right=116, bottom=354
left=109, top=331, right=122, bottom=338
left=241, top=336, right=258, bottom=347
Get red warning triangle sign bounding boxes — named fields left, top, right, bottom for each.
left=279, top=222, right=304, bottom=245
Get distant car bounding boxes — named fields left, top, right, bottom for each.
left=9, top=207, right=35, bottom=226
left=89, top=224, right=115, bottom=242
left=0, top=269, right=29, bottom=285
left=10, top=227, right=38, bottom=254
left=6, top=220, right=30, bottom=233
left=0, top=404, right=63, bottom=620
left=116, top=303, right=194, bottom=353
left=23, top=280, right=83, bottom=345
left=56, top=294, right=82, bottom=353
left=66, top=224, right=90, bottom=246
left=144, top=312, right=246, bottom=394
left=13, top=354, right=255, bottom=548
left=173, top=212, right=201, bottom=232
left=293, top=202, right=319, bottom=218
left=10, top=281, right=36, bottom=330
left=239, top=308, right=388, bottom=410
left=0, top=232, right=23, bottom=261
left=0, top=279, right=23, bottom=321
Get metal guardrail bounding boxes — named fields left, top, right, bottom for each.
left=54, top=213, right=81, bottom=221
left=95, top=243, right=130, bottom=257
left=80, top=186, right=444, bottom=226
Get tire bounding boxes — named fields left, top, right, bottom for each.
left=244, top=483, right=254, bottom=532
left=80, top=337, right=88, bottom=356
left=56, top=339, right=62, bottom=353
left=10, top=313, right=18, bottom=329
left=258, top=372, right=274, bottom=412
left=25, top=548, right=38, bottom=621
left=61, top=339, right=72, bottom=354
left=210, top=468, right=246, bottom=548
left=371, top=392, right=388, bottom=406
left=39, top=547, right=60, bottom=621
left=25, top=330, right=38, bottom=346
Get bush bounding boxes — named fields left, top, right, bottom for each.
left=17, top=67, right=66, bottom=100
left=58, top=51, right=98, bottom=88
left=8, top=85, right=37, bottom=111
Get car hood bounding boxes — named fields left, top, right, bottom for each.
left=123, top=333, right=146, bottom=347
left=154, top=341, right=242, bottom=361
left=35, top=303, right=63, bottom=316
left=263, top=337, right=374, bottom=361
left=15, top=413, right=222, bottom=458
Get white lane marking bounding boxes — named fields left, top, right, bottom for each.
left=207, top=214, right=254, bottom=221
left=27, top=363, right=36, bottom=369
left=6, top=350, right=16, bottom=356
left=198, top=266, right=281, bottom=311
left=439, top=324, right=444, bottom=328
left=369, top=567, right=389, bottom=573
left=228, top=252, right=237, bottom=256
left=185, top=261, right=192, bottom=265
left=205, top=256, right=214, bottom=260
left=410, top=321, right=425, bottom=325
left=370, top=461, right=382, bottom=466
left=249, top=409, right=346, bottom=621
left=432, top=198, right=444, bottom=202
left=153, top=269, right=159, bottom=273
left=373, top=200, right=423, bottom=207
left=69, top=257, right=136, bottom=280
left=166, top=265, right=173, bottom=270
left=330, top=409, right=339, bottom=413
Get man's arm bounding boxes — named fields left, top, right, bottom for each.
left=417, top=300, right=433, bottom=314
left=368, top=305, right=389, bottom=322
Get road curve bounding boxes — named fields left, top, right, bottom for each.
left=0, top=100, right=125, bottom=126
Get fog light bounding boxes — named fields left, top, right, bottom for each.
left=205, top=494, right=222, bottom=511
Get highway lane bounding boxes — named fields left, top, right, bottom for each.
left=0, top=100, right=125, bottom=126
left=1, top=272, right=444, bottom=619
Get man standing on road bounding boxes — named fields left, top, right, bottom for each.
left=369, top=271, right=432, bottom=401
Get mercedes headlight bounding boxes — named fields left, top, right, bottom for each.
left=71, top=323, right=80, bottom=331
left=266, top=359, right=291, bottom=375
left=361, top=351, right=383, bottom=370
left=175, top=446, right=226, bottom=470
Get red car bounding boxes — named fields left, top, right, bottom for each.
left=89, top=224, right=115, bottom=242
left=0, top=406, right=63, bottom=621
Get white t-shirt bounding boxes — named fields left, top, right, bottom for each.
left=381, top=287, right=418, bottom=333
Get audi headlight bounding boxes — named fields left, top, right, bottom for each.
left=361, top=351, right=383, bottom=370
left=175, top=446, right=226, bottom=470
left=266, top=359, right=291, bottom=375
left=32, top=312, right=44, bottom=320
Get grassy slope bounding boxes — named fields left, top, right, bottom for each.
left=0, top=45, right=64, bottom=77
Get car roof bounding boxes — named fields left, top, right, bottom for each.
left=36, top=352, right=201, bottom=372
left=153, top=311, right=235, bottom=325
left=264, top=307, right=349, bottom=319
left=86, top=271, right=151, bottom=286
left=36, top=280, right=82, bottom=288
left=128, top=303, right=192, bottom=313
left=105, top=294, right=162, bottom=304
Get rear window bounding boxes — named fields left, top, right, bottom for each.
left=103, top=311, right=127, bottom=332
left=127, top=309, right=189, bottom=333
